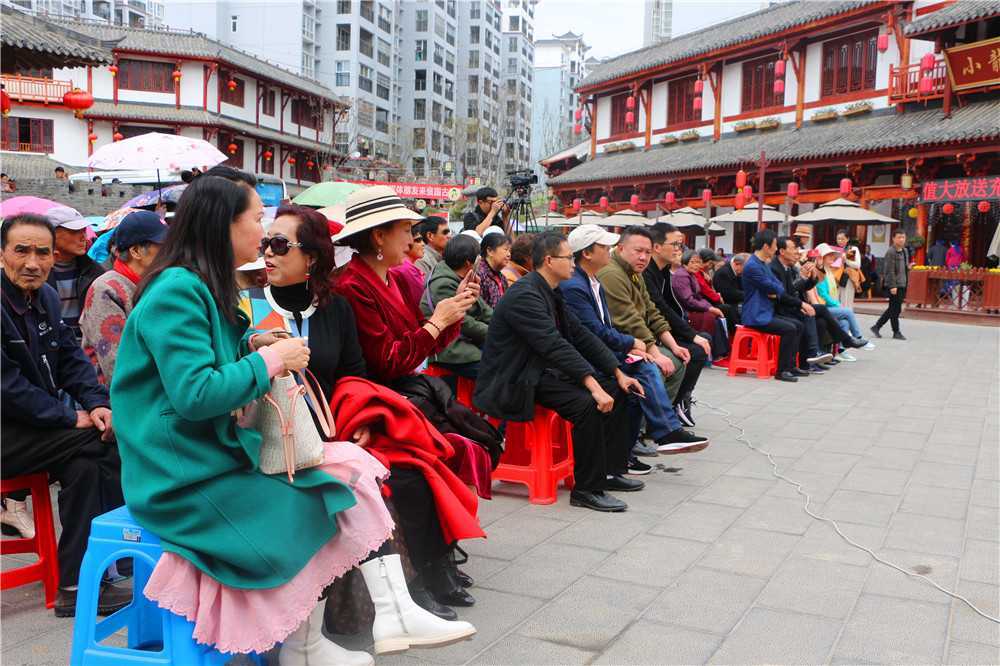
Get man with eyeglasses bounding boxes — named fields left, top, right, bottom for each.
left=414, top=215, right=451, bottom=278
left=474, top=231, right=645, bottom=513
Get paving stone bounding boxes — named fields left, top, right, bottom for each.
left=692, top=476, right=775, bottom=508
left=649, top=502, right=744, bottom=543
left=791, top=451, right=863, bottom=476
left=477, top=491, right=531, bottom=527
left=861, top=445, right=923, bottom=471
left=824, top=489, right=900, bottom=526
left=793, top=520, right=885, bottom=567
left=722, top=452, right=795, bottom=480
left=0, top=624, right=74, bottom=666
left=594, top=620, right=722, bottom=665
left=961, top=539, right=999, bottom=585
left=970, top=478, right=999, bottom=508
left=656, top=460, right=733, bottom=490
left=480, top=542, right=610, bottom=600
left=863, top=549, right=959, bottom=604
left=469, top=635, right=595, bottom=665
left=611, top=478, right=701, bottom=516
left=832, top=594, right=950, bottom=664
left=517, top=575, right=660, bottom=651
left=697, top=527, right=800, bottom=578
left=838, top=465, right=910, bottom=495
left=872, top=429, right=929, bottom=451
left=755, top=556, right=868, bottom=618
left=550, top=509, right=658, bottom=552
left=592, top=533, right=706, bottom=587
left=643, top=567, right=767, bottom=635
left=462, top=555, right=512, bottom=586
left=708, top=608, right=842, bottom=665
left=884, top=512, right=966, bottom=557
left=910, top=461, right=977, bottom=490
left=949, top=580, right=1000, bottom=647
left=462, top=513, right=572, bottom=561
left=734, top=495, right=815, bottom=535
left=945, top=640, right=1000, bottom=665
left=967, top=505, right=999, bottom=543
left=922, top=444, right=982, bottom=466
left=899, top=484, right=970, bottom=520
left=765, top=469, right=845, bottom=504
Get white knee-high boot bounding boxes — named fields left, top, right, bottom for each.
left=278, top=600, right=374, bottom=666
left=360, top=554, right=476, bottom=654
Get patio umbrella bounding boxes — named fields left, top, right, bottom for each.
left=125, top=184, right=186, bottom=209
left=0, top=195, right=61, bottom=217
left=537, top=211, right=569, bottom=228
left=654, top=206, right=709, bottom=227
left=292, top=181, right=363, bottom=207
left=710, top=201, right=786, bottom=224
left=792, top=197, right=897, bottom=224
left=600, top=209, right=649, bottom=228
left=564, top=210, right=607, bottom=226
left=99, top=207, right=141, bottom=232
left=88, top=133, right=228, bottom=172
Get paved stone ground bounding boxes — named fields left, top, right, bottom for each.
left=3, top=314, right=998, bottom=665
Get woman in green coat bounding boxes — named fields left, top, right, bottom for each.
left=111, top=175, right=473, bottom=663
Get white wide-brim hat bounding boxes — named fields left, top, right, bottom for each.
left=331, top=185, right=423, bottom=245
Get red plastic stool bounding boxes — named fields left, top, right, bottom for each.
left=493, top=406, right=575, bottom=505
left=423, top=364, right=476, bottom=409
left=1, top=473, right=59, bottom=608
left=727, top=325, right=780, bottom=379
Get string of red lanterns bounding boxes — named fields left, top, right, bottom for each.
left=773, top=58, right=786, bottom=95
left=63, top=88, right=94, bottom=119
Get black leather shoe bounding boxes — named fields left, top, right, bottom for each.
left=427, top=560, right=475, bottom=607
left=606, top=474, right=645, bottom=492
left=54, top=582, right=133, bottom=618
left=892, top=332, right=906, bottom=340
left=791, top=368, right=810, bottom=377
left=453, top=568, right=473, bottom=588
left=869, top=326, right=882, bottom=339
left=409, top=575, right=458, bottom=620
left=570, top=490, right=627, bottom=512
left=844, top=337, right=867, bottom=349
left=447, top=546, right=473, bottom=588
left=774, top=371, right=799, bottom=383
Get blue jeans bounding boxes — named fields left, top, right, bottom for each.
left=623, top=359, right=682, bottom=444
left=826, top=306, right=862, bottom=338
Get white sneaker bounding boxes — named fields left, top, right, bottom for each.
left=836, top=352, right=857, bottom=362
left=862, top=341, right=876, bottom=351
left=0, top=499, right=35, bottom=539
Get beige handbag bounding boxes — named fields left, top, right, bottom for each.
left=255, top=369, right=335, bottom=482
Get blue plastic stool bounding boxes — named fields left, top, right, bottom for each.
left=70, top=506, right=266, bottom=665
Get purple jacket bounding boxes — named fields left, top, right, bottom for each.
left=671, top=266, right=712, bottom=312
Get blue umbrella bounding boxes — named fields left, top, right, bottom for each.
left=124, top=184, right=186, bottom=209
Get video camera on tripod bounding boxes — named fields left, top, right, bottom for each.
left=501, top=169, right=539, bottom=232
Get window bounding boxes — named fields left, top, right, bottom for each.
left=433, top=72, right=443, bottom=95
left=445, top=51, right=455, bottom=74
left=468, top=74, right=479, bottom=93
left=360, top=0, right=374, bottom=22
left=414, top=98, right=426, bottom=119
left=414, top=69, right=427, bottom=91
left=415, top=40, right=427, bottom=61
left=291, top=99, right=324, bottom=130
left=467, top=100, right=478, bottom=118
left=336, top=24, right=351, bottom=50
left=416, top=9, right=428, bottom=31
left=433, top=44, right=444, bottom=66
left=378, top=4, right=392, bottom=32
left=434, top=15, right=446, bottom=39
left=506, top=78, right=516, bottom=94
left=357, top=100, right=375, bottom=128
left=337, top=0, right=351, bottom=13
left=375, top=107, right=389, bottom=133
left=335, top=60, right=351, bottom=87
left=302, top=14, right=315, bottom=40
left=447, top=0, right=455, bottom=18
left=741, top=57, right=783, bottom=112
left=413, top=127, right=426, bottom=148
left=335, top=131, right=349, bottom=154
left=359, top=64, right=373, bottom=92
left=377, top=38, right=391, bottom=67
left=507, top=57, right=517, bottom=71
left=261, top=88, right=276, bottom=116
left=821, top=29, right=878, bottom=97
left=508, top=37, right=517, bottom=52
left=431, top=130, right=441, bottom=151
left=432, top=101, right=442, bottom=122
left=359, top=28, right=373, bottom=58
left=220, top=76, right=245, bottom=107
left=610, top=92, right=631, bottom=135
left=508, top=15, right=519, bottom=31
left=468, top=50, right=479, bottom=68
left=118, top=58, right=173, bottom=93
left=231, top=14, right=237, bottom=31
left=376, top=73, right=390, bottom=100
left=412, top=157, right=425, bottom=175
left=444, top=79, right=454, bottom=101
left=470, top=2, right=480, bottom=19
left=1, top=117, right=54, bottom=153
left=667, top=75, right=697, bottom=125
left=447, top=24, right=455, bottom=47
left=484, top=29, right=492, bottom=49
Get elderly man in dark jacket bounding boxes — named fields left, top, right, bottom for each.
left=1, top=214, right=127, bottom=618
left=712, top=253, right=746, bottom=305
left=474, top=231, right=645, bottom=513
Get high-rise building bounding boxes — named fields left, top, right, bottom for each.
left=1, top=0, right=164, bottom=27
left=530, top=31, right=589, bottom=184
left=642, top=0, right=672, bottom=47
left=500, top=0, right=535, bottom=175
left=455, top=0, right=504, bottom=183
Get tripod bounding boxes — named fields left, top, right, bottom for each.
left=502, top=187, right=539, bottom=234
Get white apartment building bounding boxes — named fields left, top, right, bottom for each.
left=455, top=0, right=504, bottom=183
left=642, top=0, right=672, bottom=47
left=499, top=0, right=535, bottom=175
left=530, top=31, right=589, bottom=184
left=1, top=0, right=164, bottom=26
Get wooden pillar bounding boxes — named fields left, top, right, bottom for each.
left=589, top=96, right=598, bottom=160
left=643, top=84, right=652, bottom=150
left=961, top=202, right=971, bottom=259
left=794, top=45, right=806, bottom=129
left=915, top=203, right=928, bottom=264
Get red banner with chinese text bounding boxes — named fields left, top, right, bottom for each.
left=944, top=36, right=1000, bottom=92
left=337, top=179, right=462, bottom=200
left=920, top=176, right=1000, bottom=203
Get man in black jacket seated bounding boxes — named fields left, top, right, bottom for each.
left=474, top=232, right=645, bottom=512
left=712, top=253, right=746, bottom=306
left=642, top=224, right=712, bottom=427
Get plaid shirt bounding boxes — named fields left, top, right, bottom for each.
left=476, top=260, right=509, bottom=309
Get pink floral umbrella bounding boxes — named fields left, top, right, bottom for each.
left=0, top=195, right=62, bottom=218
left=88, top=132, right=228, bottom=172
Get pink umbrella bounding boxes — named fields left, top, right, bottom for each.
left=88, top=132, right=228, bottom=172
left=0, top=196, right=62, bottom=218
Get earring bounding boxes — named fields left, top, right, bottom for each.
left=377, top=248, right=384, bottom=261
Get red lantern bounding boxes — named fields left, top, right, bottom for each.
left=63, top=88, right=94, bottom=118
left=625, top=111, right=635, bottom=126
left=774, top=59, right=786, bottom=78
left=287, top=156, right=296, bottom=165
left=227, top=79, right=238, bottom=91
left=918, top=76, right=933, bottom=94
left=599, top=196, right=609, bottom=209
left=306, top=160, right=315, bottom=169
left=626, top=96, right=635, bottom=110
left=735, top=192, right=746, bottom=209
left=877, top=33, right=889, bottom=53
left=1, top=90, right=10, bottom=118
left=573, top=198, right=582, bottom=212
left=227, top=142, right=238, bottom=155
left=735, top=169, right=747, bottom=189
left=978, top=200, right=991, bottom=213
left=787, top=182, right=799, bottom=199
left=262, top=149, right=273, bottom=160
left=172, top=69, right=182, bottom=81
left=549, top=199, right=558, bottom=212
left=693, top=97, right=702, bottom=112
left=88, top=132, right=98, bottom=143
left=573, top=123, right=582, bottom=135
left=920, top=52, right=936, bottom=72
left=701, top=188, right=711, bottom=204
left=773, top=78, right=785, bottom=95
left=323, top=164, right=333, bottom=171
left=574, top=108, right=582, bottom=121
left=108, top=64, right=118, bottom=77
left=839, top=178, right=853, bottom=196
left=665, top=191, right=676, bottom=207
left=942, top=203, right=955, bottom=215
left=743, top=184, right=753, bottom=200
left=113, top=131, right=124, bottom=142
left=694, top=79, right=704, bottom=95
left=630, top=194, right=639, bottom=208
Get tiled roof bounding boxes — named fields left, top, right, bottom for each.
left=0, top=152, right=84, bottom=179
left=84, top=101, right=337, bottom=154
left=904, top=0, right=1000, bottom=36
left=548, top=99, right=1000, bottom=186
left=50, top=19, right=345, bottom=105
left=580, top=0, right=881, bottom=89
left=1, top=8, right=112, bottom=65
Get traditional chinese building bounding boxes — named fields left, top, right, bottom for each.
left=544, top=0, right=1000, bottom=265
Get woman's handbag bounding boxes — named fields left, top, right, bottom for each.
left=255, top=369, right=336, bottom=482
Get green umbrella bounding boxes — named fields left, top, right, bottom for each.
left=292, top=181, right=363, bottom=207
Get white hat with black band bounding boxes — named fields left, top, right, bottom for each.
left=331, top=185, right=423, bottom=245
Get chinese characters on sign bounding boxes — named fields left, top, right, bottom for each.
left=944, top=36, right=1000, bottom=92
left=341, top=179, right=461, bottom=200
left=920, top=176, right=1000, bottom=203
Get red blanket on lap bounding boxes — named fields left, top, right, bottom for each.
left=329, top=376, right=485, bottom=543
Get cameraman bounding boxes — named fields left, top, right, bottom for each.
left=463, top=187, right=509, bottom=235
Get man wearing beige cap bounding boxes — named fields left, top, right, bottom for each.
left=46, top=205, right=105, bottom=341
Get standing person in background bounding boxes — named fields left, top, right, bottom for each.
left=46, top=206, right=105, bottom=341
left=946, top=241, right=964, bottom=269
left=391, top=226, right=428, bottom=310
left=414, top=216, right=451, bottom=278
left=462, top=187, right=510, bottom=236
left=475, top=232, right=511, bottom=309
left=502, top=233, right=534, bottom=284
left=54, top=166, right=68, bottom=181
left=871, top=229, right=909, bottom=340
left=927, top=239, right=948, bottom=267
left=839, top=235, right=864, bottom=310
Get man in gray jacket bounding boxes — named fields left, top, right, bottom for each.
left=871, top=229, right=908, bottom=340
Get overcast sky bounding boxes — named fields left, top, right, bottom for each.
left=534, top=0, right=770, bottom=61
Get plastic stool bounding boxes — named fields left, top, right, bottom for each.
left=727, top=325, right=779, bottom=379
left=423, top=364, right=476, bottom=408
left=70, top=506, right=266, bottom=665
left=493, top=406, right=575, bottom=505
left=0, top=473, right=59, bottom=608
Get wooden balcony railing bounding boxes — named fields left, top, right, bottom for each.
left=888, top=59, right=948, bottom=104
left=0, top=139, right=55, bottom=153
left=1, top=75, right=73, bottom=104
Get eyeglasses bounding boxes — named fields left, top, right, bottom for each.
left=668, top=241, right=685, bottom=249
left=549, top=255, right=574, bottom=261
left=260, top=235, right=304, bottom=256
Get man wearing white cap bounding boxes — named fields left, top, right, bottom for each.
left=46, top=205, right=105, bottom=341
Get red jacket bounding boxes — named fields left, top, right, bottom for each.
left=694, top=270, right=722, bottom=304
left=333, top=255, right=460, bottom=384
left=329, top=376, right=485, bottom=544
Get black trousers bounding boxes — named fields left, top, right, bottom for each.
left=751, top=316, right=803, bottom=373
left=534, top=371, right=630, bottom=492
left=384, top=466, right=448, bottom=569
left=1, top=421, right=124, bottom=587
left=874, top=289, right=905, bottom=334
left=675, top=335, right=708, bottom=403
left=716, top=303, right=740, bottom=338
left=813, top=304, right=854, bottom=347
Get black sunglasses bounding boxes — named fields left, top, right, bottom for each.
left=260, top=235, right=304, bottom=256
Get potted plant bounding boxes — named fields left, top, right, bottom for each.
left=660, top=134, right=678, bottom=145
left=604, top=143, right=620, bottom=154
left=812, top=108, right=837, bottom=122
left=907, top=235, right=926, bottom=249
left=618, top=142, right=636, bottom=152
left=734, top=120, right=756, bottom=133
left=757, top=117, right=780, bottom=130
left=841, top=101, right=874, bottom=117
left=679, top=129, right=700, bottom=142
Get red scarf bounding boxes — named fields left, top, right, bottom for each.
left=113, top=259, right=142, bottom=285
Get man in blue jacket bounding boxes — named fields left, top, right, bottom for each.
left=561, top=225, right=709, bottom=470
left=1, top=214, right=127, bottom=617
